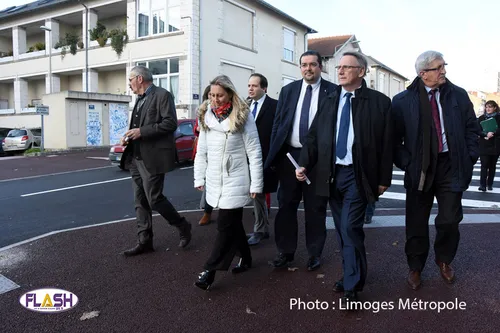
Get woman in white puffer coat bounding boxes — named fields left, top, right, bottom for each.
left=193, top=75, right=263, bottom=290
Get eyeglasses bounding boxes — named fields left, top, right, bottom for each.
left=423, top=63, right=447, bottom=72
left=335, top=65, right=361, bottom=71
left=128, top=76, right=138, bottom=83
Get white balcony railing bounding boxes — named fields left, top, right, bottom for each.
left=0, top=108, right=15, bottom=114
left=18, top=50, right=46, bottom=60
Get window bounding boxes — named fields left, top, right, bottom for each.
left=378, top=72, right=386, bottom=93
left=222, top=1, right=254, bottom=49
left=8, top=129, right=27, bottom=137
left=178, top=122, right=194, bottom=136
left=283, top=28, right=295, bottom=62
left=137, top=0, right=180, bottom=37
left=137, top=58, right=180, bottom=104
left=282, top=76, right=295, bottom=87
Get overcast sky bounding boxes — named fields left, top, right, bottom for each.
left=2, top=0, right=499, bottom=91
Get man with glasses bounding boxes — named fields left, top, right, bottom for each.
left=265, top=50, right=336, bottom=271
left=122, top=65, right=192, bottom=257
left=392, top=51, right=480, bottom=290
left=296, top=52, right=393, bottom=303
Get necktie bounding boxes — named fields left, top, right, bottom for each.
left=252, top=101, right=258, bottom=119
left=336, top=92, right=352, bottom=159
left=299, top=85, right=313, bottom=145
left=429, top=89, right=443, bottom=153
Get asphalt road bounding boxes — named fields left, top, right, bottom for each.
left=1, top=152, right=499, bottom=248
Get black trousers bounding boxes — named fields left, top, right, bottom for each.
left=405, top=153, right=463, bottom=271
left=130, top=158, right=183, bottom=244
left=479, top=154, right=499, bottom=188
left=204, top=208, right=251, bottom=271
left=274, top=147, right=328, bottom=258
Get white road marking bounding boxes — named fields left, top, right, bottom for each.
left=180, top=166, right=194, bottom=170
left=86, top=157, right=109, bottom=160
left=381, top=191, right=500, bottom=208
left=20, top=177, right=131, bottom=197
left=2, top=208, right=500, bottom=253
left=0, top=165, right=115, bottom=183
left=392, top=170, right=500, bottom=182
left=390, top=179, right=500, bottom=193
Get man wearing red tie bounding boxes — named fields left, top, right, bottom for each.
left=392, top=51, right=480, bottom=290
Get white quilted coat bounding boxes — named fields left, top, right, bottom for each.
left=194, top=105, right=263, bottom=209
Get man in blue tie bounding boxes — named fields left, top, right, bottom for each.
left=296, top=52, right=393, bottom=303
left=265, top=51, right=336, bottom=271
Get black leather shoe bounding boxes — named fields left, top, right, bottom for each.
left=364, top=215, right=372, bottom=224
left=232, top=257, right=252, bottom=274
left=177, top=219, right=192, bottom=248
left=341, top=290, right=359, bottom=310
left=488, top=186, right=493, bottom=191
left=333, top=279, right=362, bottom=293
left=333, top=280, right=345, bottom=293
left=306, top=256, right=321, bottom=271
left=478, top=186, right=486, bottom=192
left=194, top=270, right=215, bottom=290
left=247, top=232, right=269, bottom=246
left=123, top=242, right=154, bottom=257
left=270, top=253, right=294, bottom=268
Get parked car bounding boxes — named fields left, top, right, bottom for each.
left=1, top=128, right=41, bottom=153
left=0, top=127, right=13, bottom=156
left=109, top=119, right=197, bottom=170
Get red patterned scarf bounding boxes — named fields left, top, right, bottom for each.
left=211, top=102, right=232, bottom=123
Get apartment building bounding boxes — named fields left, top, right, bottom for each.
left=308, top=34, right=408, bottom=98
left=0, top=0, right=315, bottom=132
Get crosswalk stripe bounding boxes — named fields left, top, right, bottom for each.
left=392, top=170, right=500, bottom=182
left=381, top=192, right=500, bottom=208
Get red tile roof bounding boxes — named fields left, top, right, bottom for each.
left=308, top=35, right=353, bottom=57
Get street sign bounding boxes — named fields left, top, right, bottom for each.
left=36, top=105, right=49, bottom=115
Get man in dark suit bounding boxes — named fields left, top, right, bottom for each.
left=297, top=52, right=393, bottom=302
left=392, top=51, right=480, bottom=290
left=122, top=65, right=192, bottom=256
left=246, top=73, right=278, bottom=246
left=264, top=51, right=336, bottom=271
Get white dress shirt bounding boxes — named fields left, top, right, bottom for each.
left=251, top=94, right=267, bottom=120
left=288, top=78, right=322, bottom=148
left=425, top=86, right=449, bottom=152
left=335, top=88, right=355, bottom=165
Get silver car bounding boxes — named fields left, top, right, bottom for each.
left=1, top=128, right=41, bottom=152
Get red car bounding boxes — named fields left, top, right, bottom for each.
left=109, top=119, right=197, bottom=170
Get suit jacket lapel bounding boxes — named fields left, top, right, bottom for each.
left=140, top=85, right=156, bottom=126
left=255, top=95, right=269, bottom=124
left=318, top=79, right=329, bottom=106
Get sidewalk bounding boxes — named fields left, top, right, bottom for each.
left=0, top=148, right=111, bottom=181
left=0, top=209, right=498, bottom=333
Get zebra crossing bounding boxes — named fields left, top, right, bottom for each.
left=380, top=161, right=500, bottom=208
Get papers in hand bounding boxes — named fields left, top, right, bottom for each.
left=286, top=152, right=311, bottom=185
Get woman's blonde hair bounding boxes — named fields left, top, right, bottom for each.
left=210, top=75, right=248, bottom=113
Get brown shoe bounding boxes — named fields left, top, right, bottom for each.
left=198, top=213, right=211, bottom=226
left=407, top=270, right=422, bottom=290
left=436, top=260, right=455, bottom=284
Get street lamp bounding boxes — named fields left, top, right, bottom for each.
left=40, top=25, right=52, bottom=153
left=40, top=25, right=52, bottom=93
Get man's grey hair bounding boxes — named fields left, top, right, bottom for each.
left=342, top=51, right=368, bottom=77
left=415, top=51, right=444, bottom=76
left=130, top=65, right=153, bottom=82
